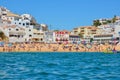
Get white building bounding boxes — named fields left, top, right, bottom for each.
left=69, top=35, right=80, bottom=44
left=0, top=25, right=26, bottom=43
left=40, top=24, right=48, bottom=31
left=0, top=7, right=50, bottom=43
left=32, top=29, right=44, bottom=42
left=10, top=14, right=34, bottom=28
left=0, top=25, right=36, bottom=43
left=97, top=25, right=114, bottom=35
left=113, top=21, right=120, bottom=42
left=93, top=34, right=113, bottom=43
left=93, top=21, right=120, bottom=43
left=54, top=30, right=69, bottom=43
left=44, top=31, right=55, bottom=43
left=24, top=26, right=34, bottom=42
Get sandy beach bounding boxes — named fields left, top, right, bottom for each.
left=0, top=42, right=120, bottom=52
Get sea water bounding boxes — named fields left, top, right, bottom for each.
left=0, top=52, right=120, bottom=80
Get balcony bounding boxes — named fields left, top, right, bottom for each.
left=74, top=28, right=78, bottom=30
left=81, top=32, right=85, bottom=34
left=92, top=32, right=96, bottom=34
left=80, top=30, right=84, bottom=32
left=80, top=27, right=85, bottom=30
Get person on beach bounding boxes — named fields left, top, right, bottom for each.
left=39, top=45, right=43, bottom=51
left=75, top=44, right=79, bottom=51
left=69, top=46, right=72, bottom=51
left=36, top=46, right=39, bottom=51
left=112, top=47, right=117, bottom=53
left=48, top=44, right=51, bottom=49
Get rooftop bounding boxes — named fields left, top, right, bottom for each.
left=7, top=12, right=20, bottom=17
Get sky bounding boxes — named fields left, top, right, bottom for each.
left=0, top=0, right=120, bottom=30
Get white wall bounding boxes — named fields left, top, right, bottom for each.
left=114, top=25, right=120, bottom=38
left=24, top=27, right=33, bottom=42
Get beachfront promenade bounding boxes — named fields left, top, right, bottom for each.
left=0, top=43, right=120, bottom=52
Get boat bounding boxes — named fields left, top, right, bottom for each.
left=104, top=50, right=119, bottom=54
left=104, top=47, right=113, bottom=53
left=104, top=50, right=113, bottom=54
left=104, top=48, right=116, bottom=54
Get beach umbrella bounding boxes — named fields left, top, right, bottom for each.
left=8, top=43, right=12, bottom=47
left=56, top=38, right=58, bottom=41
left=73, top=41, right=75, bottom=44
left=66, top=41, right=68, bottom=44
left=0, top=41, right=4, bottom=47
left=83, top=41, right=86, bottom=45
left=86, top=44, right=92, bottom=49
left=77, top=41, right=81, bottom=44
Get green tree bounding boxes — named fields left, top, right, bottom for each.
left=103, top=22, right=107, bottom=25
left=0, top=31, right=7, bottom=40
left=90, top=38, right=93, bottom=43
left=112, top=15, right=117, bottom=23
left=107, top=20, right=112, bottom=23
left=93, top=20, right=101, bottom=27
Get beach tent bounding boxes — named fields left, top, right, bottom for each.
left=77, top=41, right=81, bottom=44
left=0, top=41, right=4, bottom=47
left=8, top=43, right=12, bottom=47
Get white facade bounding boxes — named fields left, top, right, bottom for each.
left=44, top=31, right=55, bottom=43
left=94, top=24, right=114, bottom=43
left=97, top=25, right=114, bottom=35
left=93, top=34, right=113, bottom=43
left=0, top=7, right=9, bottom=16
left=40, top=24, right=48, bottom=31
left=93, top=21, right=120, bottom=43
left=24, top=27, right=34, bottom=42
left=32, top=29, right=44, bottom=42
left=114, top=21, right=120, bottom=38
left=10, top=14, right=34, bottom=28
left=0, top=25, right=26, bottom=43
left=0, top=7, right=51, bottom=43
left=69, top=35, right=80, bottom=44
left=54, top=31, right=69, bottom=43
left=0, top=25, right=35, bottom=43
left=21, top=14, right=33, bottom=20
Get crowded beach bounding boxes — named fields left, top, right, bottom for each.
left=0, top=40, right=120, bottom=53
left=0, top=6, right=120, bottom=53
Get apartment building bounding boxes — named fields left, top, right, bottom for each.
left=54, top=30, right=70, bottom=43
left=32, top=29, right=44, bottom=42
left=72, top=26, right=97, bottom=43
left=0, top=25, right=25, bottom=43
left=69, top=35, right=80, bottom=44
left=44, top=31, right=55, bottom=43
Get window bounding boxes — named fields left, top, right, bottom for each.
left=19, top=23, right=21, bottom=25
left=29, top=35, right=32, bottom=37
left=23, top=23, right=25, bottom=26
left=16, top=29, right=19, bottom=31
left=26, top=23, right=29, bottom=25
left=18, top=35, right=20, bottom=38
left=2, top=14, right=6, bottom=15
left=41, top=38, right=43, bottom=41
